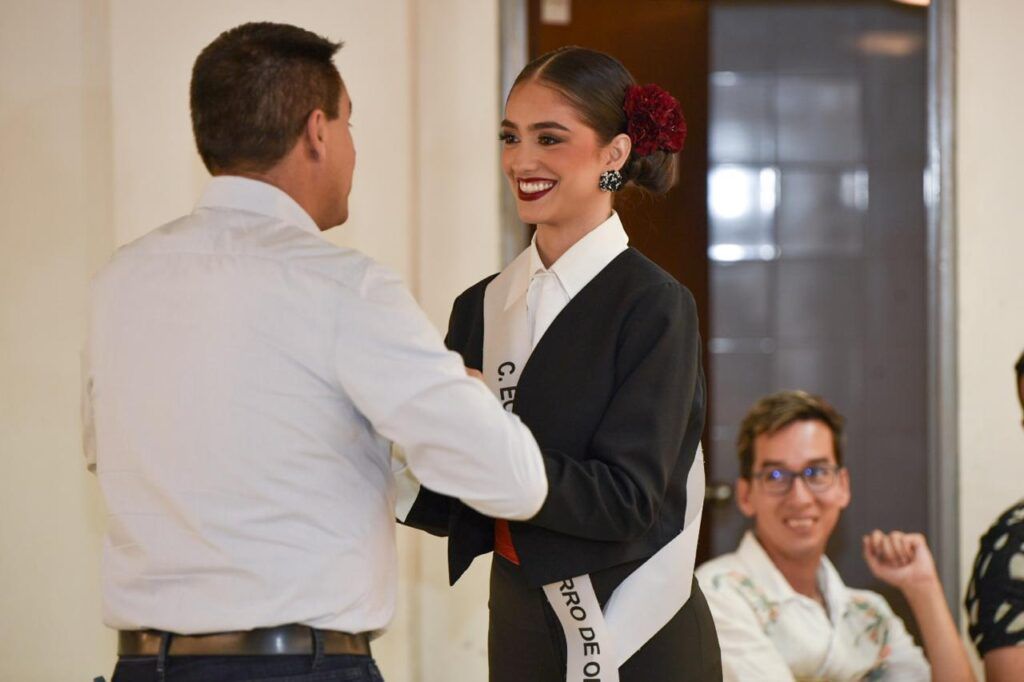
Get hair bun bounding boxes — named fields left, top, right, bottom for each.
left=622, top=150, right=676, bottom=195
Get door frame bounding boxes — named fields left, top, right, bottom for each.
left=498, top=0, right=961, bottom=616
left=498, top=0, right=530, bottom=265
left=926, top=0, right=959, bottom=618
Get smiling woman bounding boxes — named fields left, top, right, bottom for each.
left=499, top=81, right=624, bottom=255
left=400, top=46, right=720, bottom=682
left=498, top=47, right=681, bottom=268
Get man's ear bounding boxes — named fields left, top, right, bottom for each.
left=837, top=467, right=852, bottom=510
left=736, top=478, right=755, bottom=518
left=303, top=109, right=328, bottom=161
left=604, top=133, right=632, bottom=171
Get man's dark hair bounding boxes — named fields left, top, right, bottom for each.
left=190, top=22, right=343, bottom=174
left=736, top=390, right=846, bottom=479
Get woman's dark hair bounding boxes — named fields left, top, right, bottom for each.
left=1015, top=350, right=1024, bottom=382
left=190, top=22, right=343, bottom=174
left=511, top=46, right=677, bottom=195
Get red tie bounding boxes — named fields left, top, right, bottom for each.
left=494, top=519, right=520, bottom=564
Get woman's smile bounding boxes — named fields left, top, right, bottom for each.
left=517, top=177, right=557, bottom=201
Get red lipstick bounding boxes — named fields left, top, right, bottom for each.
left=516, top=177, right=557, bottom=202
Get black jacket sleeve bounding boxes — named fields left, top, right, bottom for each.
left=402, top=488, right=451, bottom=537
left=527, top=281, right=702, bottom=542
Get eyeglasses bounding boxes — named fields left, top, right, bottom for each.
left=749, top=464, right=841, bottom=496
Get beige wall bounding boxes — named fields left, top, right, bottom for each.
left=956, top=0, right=1024, bottom=664
left=0, top=0, right=116, bottom=678
left=108, top=0, right=419, bottom=276
left=410, top=3, right=500, bottom=679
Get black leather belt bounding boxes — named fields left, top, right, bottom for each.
left=118, top=625, right=371, bottom=657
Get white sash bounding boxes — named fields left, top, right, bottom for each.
left=482, top=251, right=705, bottom=679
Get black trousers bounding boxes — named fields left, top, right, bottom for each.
left=488, top=556, right=722, bottom=681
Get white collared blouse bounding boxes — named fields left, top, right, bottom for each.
left=696, top=532, right=930, bottom=681
left=522, top=210, right=630, bottom=348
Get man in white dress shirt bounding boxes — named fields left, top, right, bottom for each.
left=82, top=22, right=548, bottom=682
left=696, top=390, right=974, bottom=681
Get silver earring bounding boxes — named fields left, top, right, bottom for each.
left=598, top=169, right=624, bottom=192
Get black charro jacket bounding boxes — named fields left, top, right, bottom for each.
left=404, top=247, right=705, bottom=589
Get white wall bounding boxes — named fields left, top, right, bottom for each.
left=410, top=5, right=501, bottom=679
left=956, top=0, right=1024, bottom=664
left=109, top=0, right=418, bottom=279
left=413, top=1, right=503, bottom=324
left=0, top=1, right=501, bottom=680
left=0, top=0, right=116, bottom=679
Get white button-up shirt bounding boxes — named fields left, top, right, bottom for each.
left=524, top=211, right=629, bottom=347
left=82, top=176, right=547, bottom=635
left=697, top=532, right=930, bottom=681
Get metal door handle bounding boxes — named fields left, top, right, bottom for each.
left=705, top=482, right=733, bottom=504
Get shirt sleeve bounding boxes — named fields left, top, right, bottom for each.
left=874, top=598, right=930, bottom=681
left=333, top=262, right=547, bottom=521
left=697, top=571, right=797, bottom=682
left=391, top=443, right=454, bottom=536
left=966, top=504, right=1024, bottom=656
left=528, top=281, right=702, bottom=540
left=390, top=443, right=420, bottom=522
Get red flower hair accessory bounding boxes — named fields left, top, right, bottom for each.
left=624, top=84, right=687, bottom=157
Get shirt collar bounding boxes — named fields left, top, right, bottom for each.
left=736, top=531, right=849, bottom=618
left=526, top=211, right=629, bottom=297
left=818, top=553, right=850, bottom=625
left=195, top=176, right=322, bottom=236
left=736, top=531, right=800, bottom=602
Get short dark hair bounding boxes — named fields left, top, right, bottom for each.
left=1015, top=350, right=1024, bottom=382
left=190, top=22, right=343, bottom=174
left=737, top=390, right=846, bottom=479
left=513, top=46, right=677, bottom=195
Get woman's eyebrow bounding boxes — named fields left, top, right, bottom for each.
left=499, top=120, right=571, bottom=132
left=529, top=121, right=570, bottom=132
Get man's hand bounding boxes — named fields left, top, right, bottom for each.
left=864, top=529, right=977, bottom=682
left=465, top=367, right=484, bottom=381
left=862, top=529, right=940, bottom=595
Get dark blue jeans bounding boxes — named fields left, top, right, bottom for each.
left=109, top=654, right=383, bottom=681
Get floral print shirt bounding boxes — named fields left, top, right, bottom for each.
left=696, top=532, right=929, bottom=681
left=965, top=498, right=1024, bottom=656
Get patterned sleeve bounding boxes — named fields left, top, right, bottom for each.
left=965, top=500, right=1024, bottom=656
left=867, top=595, right=930, bottom=681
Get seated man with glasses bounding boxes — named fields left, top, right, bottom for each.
left=696, top=390, right=974, bottom=682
